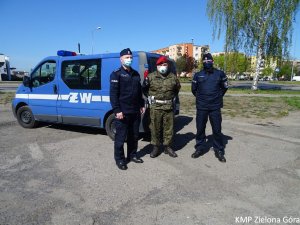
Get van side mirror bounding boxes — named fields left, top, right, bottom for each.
left=23, top=76, right=31, bottom=87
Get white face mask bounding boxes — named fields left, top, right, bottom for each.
left=123, top=58, right=132, bottom=67
left=158, top=66, right=168, bottom=74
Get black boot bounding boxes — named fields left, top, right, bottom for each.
left=150, top=145, right=160, bottom=158
left=215, top=150, right=226, bottom=163
left=164, top=146, right=177, bottom=158
left=191, top=150, right=203, bottom=158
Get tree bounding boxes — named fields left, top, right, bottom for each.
left=213, top=52, right=251, bottom=75
left=262, top=67, right=274, bottom=77
left=175, top=55, right=197, bottom=75
left=185, top=55, right=197, bottom=73
left=175, top=56, right=186, bottom=75
left=207, top=0, right=300, bottom=90
left=278, top=61, right=298, bottom=80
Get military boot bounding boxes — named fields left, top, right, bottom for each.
left=150, top=145, right=160, bottom=158
left=164, top=146, right=177, bottom=158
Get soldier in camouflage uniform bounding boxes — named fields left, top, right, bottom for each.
left=142, top=56, right=181, bottom=158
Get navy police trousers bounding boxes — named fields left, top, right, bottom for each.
left=195, top=109, right=224, bottom=152
left=114, top=113, right=140, bottom=163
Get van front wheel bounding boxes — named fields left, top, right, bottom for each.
left=105, top=113, right=116, bottom=141
left=17, top=106, right=38, bottom=128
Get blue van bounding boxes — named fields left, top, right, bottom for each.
left=12, top=51, right=179, bottom=140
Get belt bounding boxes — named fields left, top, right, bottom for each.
left=155, top=99, right=172, bottom=104
left=148, top=96, right=173, bottom=105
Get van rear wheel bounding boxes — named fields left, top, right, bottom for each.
left=105, top=113, right=116, bottom=141
left=17, top=106, right=38, bottom=128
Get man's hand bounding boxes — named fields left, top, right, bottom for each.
left=140, top=107, right=145, bottom=114
left=115, top=112, right=124, bottom=119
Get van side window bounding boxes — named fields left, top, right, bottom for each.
left=31, top=61, right=56, bottom=87
left=62, top=59, right=101, bottom=90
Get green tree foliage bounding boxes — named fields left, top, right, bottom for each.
left=262, top=66, right=274, bottom=76
left=175, top=56, right=186, bottom=74
left=277, top=62, right=298, bottom=80
left=175, top=55, right=196, bottom=74
left=207, top=0, right=300, bottom=89
left=213, top=52, right=251, bottom=74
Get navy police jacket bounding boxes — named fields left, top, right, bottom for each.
left=110, top=66, right=144, bottom=114
left=192, top=68, right=228, bottom=110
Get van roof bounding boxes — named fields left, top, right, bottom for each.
left=39, top=51, right=168, bottom=68
left=53, top=51, right=163, bottom=59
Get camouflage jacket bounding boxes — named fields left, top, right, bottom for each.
left=142, top=71, right=181, bottom=110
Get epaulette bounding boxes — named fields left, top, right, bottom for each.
left=113, top=68, right=121, bottom=73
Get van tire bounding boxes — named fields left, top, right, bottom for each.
left=105, top=113, right=116, bottom=141
left=17, top=106, right=38, bottom=128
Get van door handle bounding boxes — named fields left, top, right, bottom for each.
left=53, top=84, right=58, bottom=94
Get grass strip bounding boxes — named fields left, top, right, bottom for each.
left=179, top=95, right=300, bottom=119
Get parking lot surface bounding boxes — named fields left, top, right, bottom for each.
left=0, top=104, right=299, bottom=225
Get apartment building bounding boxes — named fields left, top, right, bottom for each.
left=152, top=43, right=209, bottom=61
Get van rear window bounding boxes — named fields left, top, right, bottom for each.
left=62, top=59, right=101, bottom=90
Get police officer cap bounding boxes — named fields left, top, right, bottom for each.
left=120, top=48, right=132, bottom=57
left=156, top=56, right=168, bottom=65
left=202, top=53, right=213, bottom=61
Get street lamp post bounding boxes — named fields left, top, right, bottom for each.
left=291, top=60, right=295, bottom=81
left=91, top=26, right=101, bottom=54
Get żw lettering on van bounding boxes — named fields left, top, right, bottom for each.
left=69, top=92, right=92, bottom=103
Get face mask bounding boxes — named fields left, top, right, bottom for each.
left=123, top=58, right=132, bottom=67
left=158, top=66, right=168, bottom=74
left=203, top=62, right=213, bottom=70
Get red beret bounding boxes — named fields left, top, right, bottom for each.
left=156, top=56, right=168, bottom=65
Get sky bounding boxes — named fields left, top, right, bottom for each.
left=0, top=0, right=300, bottom=71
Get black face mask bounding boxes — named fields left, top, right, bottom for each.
left=203, top=62, right=213, bottom=70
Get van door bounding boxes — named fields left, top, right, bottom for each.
left=57, top=58, right=107, bottom=127
left=28, top=60, right=58, bottom=122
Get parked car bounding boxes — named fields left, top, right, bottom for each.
left=292, top=75, right=300, bottom=81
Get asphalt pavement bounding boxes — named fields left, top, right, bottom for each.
left=0, top=103, right=299, bottom=225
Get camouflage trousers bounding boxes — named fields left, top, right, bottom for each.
left=150, top=107, right=174, bottom=146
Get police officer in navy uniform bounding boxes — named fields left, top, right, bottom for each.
left=191, top=53, right=228, bottom=162
left=110, top=48, right=145, bottom=170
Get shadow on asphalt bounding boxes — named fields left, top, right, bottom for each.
left=44, top=123, right=107, bottom=135
left=195, top=134, right=233, bottom=157
left=138, top=115, right=194, bottom=158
